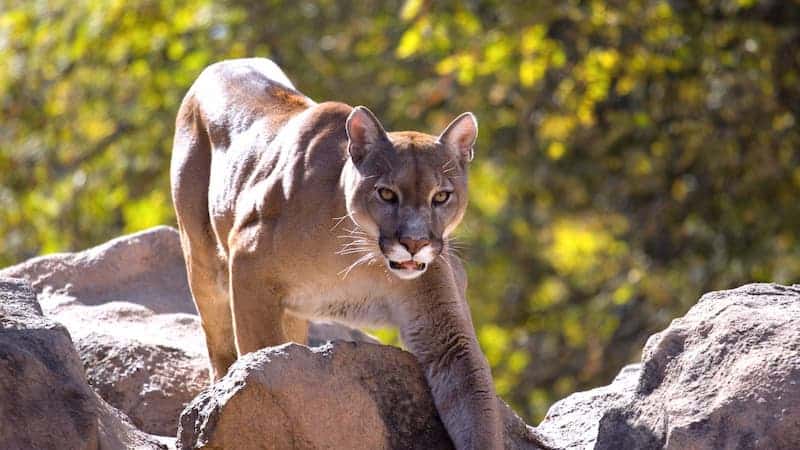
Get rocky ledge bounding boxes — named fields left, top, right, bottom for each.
left=538, top=283, right=800, bottom=449
left=0, top=278, right=167, bottom=449
left=177, top=342, right=548, bottom=450
left=1, top=226, right=798, bottom=449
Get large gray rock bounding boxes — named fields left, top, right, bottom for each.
left=538, top=283, right=800, bottom=450
left=177, top=341, right=553, bottom=450
left=0, top=225, right=196, bottom=315
left=0, top=227, right=211, bottom=437
left=536, top=363, right=642, bottom=449
left=0, top=277, right=165, bottom=450
left=76, top=332, right=209, bottom=437
left=0, top=226, right=377, bottom=437
left=47, top=298, right=208, bottom=437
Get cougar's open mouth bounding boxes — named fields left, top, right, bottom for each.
left=389, top=260, right=427, bottom=271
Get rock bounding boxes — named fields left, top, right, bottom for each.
left=0, top=225, right=196, bottom=315
left=0, top=226, right=378, bottom=436
left=0, top=227, right=210, bottom=437
left=536, top=363, right=641, bottom=450
left=7, top=226, right=797, bottom=449
left=76, top=333, right=209, bottom=437
left=0, top=277, right=165, bottom=449
left=42, top=298, right=208, bottom=437
left=538, top=283, right=800, bottom=450
left=177, top=341, right=552, bottom=450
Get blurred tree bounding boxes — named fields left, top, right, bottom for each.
left=1, top=0, right=798, bottom=422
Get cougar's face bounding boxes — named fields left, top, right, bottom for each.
left=343, top=107, right=476, bottom=280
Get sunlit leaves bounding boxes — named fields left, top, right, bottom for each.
left=544, top=217, right=627, bottom=285
left=122, top=190, right=172, bottom=233
left=0, top=0, right=236, bottom=263
left=396, top=15, right=451, bottom=59
left=528, top=277, right=568, bottom=310
left=479, top=323, right=529, bottom=397
left=400, top=0, right=424, bottom=22
left=546, top=142, right=566, bottom=160
left=396, top=18, right=425, bottom=58
left=519, top=25, right=564, bottom=88
left=468, top=161, right=508, bottom=217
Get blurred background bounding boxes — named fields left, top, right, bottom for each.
left=1, top=0, right=799, bottom=422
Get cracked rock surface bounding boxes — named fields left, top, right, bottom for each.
left=537, top=283, right=800, bottom=450
left=0, top=277, right=166, bottom=449
left=177, top=341, right=551, bottom=450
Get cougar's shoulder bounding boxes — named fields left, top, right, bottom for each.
left=180, top=58, right=314, bottom=151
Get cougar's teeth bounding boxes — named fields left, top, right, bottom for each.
left=389, top=260, right=426, bottom=271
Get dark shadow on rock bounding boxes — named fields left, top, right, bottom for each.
left=0, top=277, right=167, bottom=449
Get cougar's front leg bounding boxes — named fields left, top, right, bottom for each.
left=229, top=249, right=288, bottom=354
left=398, top=269, right=503, bottom=450
left=282, top=311, right=309, bottom=345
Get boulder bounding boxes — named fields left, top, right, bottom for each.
left=177, top=341, right=552, bottom=450
left=0, top=227, right=210, bottom=437
left=537, top=283, right=800, bottom=450
left=536, top=363, right=641, bottom=449
left=0, top=277, right=165, bottom=449
left=0, top=225, right=196, bottom=315
left=0, top=226, right=377, bottom=436
left=76, top=332, right=209, bottom=437
left=42, top=298, right=208, bottom=437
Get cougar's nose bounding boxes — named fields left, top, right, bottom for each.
left=399, top=237, right=430, bottom=255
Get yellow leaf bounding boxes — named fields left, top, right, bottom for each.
left=520, top=25, right=546, bottom=55
left=400, top=0, right=423, bottom=22
left=547, top=142, right=566, bottom=160
left=539, top=115, right=576, bottom=141
left=396, top=26, right=422, bottom=58
left=519, top=58, right=545, bottom=87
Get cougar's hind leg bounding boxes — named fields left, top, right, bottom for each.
left=184, top=246, right=238, bottom=381
left=171, top=96, right=237, bottom=381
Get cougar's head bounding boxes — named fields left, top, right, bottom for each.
left=342, top=106, right=476, bottom=280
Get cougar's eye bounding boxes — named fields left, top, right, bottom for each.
left=377, top=188, right=397, bottom=203
left=432, top=191, right=451, bottom=205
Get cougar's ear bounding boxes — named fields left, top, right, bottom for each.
left=346, top=106, right=388, bottom=165
left=437, top=112, right=478, bottom=162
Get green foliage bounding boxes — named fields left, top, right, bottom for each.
left=2, top=0, right=799, bottom=422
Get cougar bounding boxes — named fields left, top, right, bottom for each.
left=171, top=58, right=502, bottom=449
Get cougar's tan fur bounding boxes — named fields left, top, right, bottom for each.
left=171, top=58, right=501, bottom=449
